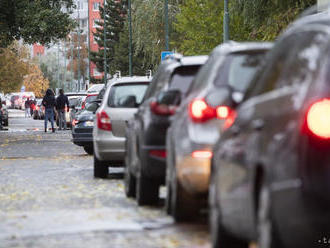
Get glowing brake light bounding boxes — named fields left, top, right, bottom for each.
left=216, top=106, right=230, bottom=119
left=306, top=98, right=330, bottom=139
left=189, top=99, right=233, bottom=124
left=97, top=111, right=112, bottom=131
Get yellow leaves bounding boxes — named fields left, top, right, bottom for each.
left=23, top=64, right=49, bottom=98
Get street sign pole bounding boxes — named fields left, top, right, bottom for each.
left=223, top=0, right=229, bottom=42
left=164, top=0, right=169, bottom=50
left=128, top=0, right=133, bottom=76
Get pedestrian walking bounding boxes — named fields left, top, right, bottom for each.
left=55, top=89, right=69, bottom=130
left=24, top=98, right=31, bottom=117
left=42, top=89, right=56, bottom=133
left=30, top=99, right=36, bottom=117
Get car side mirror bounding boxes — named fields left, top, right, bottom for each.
left=117, top=95, right=138, bottom=108
left=156, top=89, right=181, bottom=106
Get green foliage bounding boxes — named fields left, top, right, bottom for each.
left=131, top=0, right=179, bottom=69
left=112, top=21, right=151, bottom=76
left=172, top=0, right=222, bottom=55
left=90, top=0, right=127, bottom=80
left=0, top=0, right=75, bottom=48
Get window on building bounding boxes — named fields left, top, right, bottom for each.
left=93, top=68, right=102, bottom=77
left=81, top=19, right=86, bottom=28
left=93, top=2, right=100, bottom=11
left=93, top=19, right=100, bottom=28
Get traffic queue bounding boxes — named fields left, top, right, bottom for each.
left=66, top=11, right=330, bottom=248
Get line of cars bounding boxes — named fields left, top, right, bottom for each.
left=68, top=9, right=330, bottom=248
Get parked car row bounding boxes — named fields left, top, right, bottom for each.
left=67, top=10, right=330, bottom=248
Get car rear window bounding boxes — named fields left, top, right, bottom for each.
left=69, top=97, right=80, bottom=107
left=108, top=83, right=149, bottom=107
left=86, top=95, right=98, bottom=103
left=169, top=66, right=200, bottom=95
left=214, top=52, right=265, bottom=92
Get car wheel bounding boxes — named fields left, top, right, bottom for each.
left=124, top=163, right=136, bottom=197
left=83, top=146, right=93, bottom=155
left=171, top=175, right=199, bottom=222
left=93, top=155, right=108, bottom=178
left=136, top=173, right=159, bottom=206
left=257, top=186, right=283, bottom=248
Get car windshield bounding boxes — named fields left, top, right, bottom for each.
left=108, top=83, right=149, bottom=107
left=214, top=52, right=265, bottom=92
left=169, top=65, right=201, bottom=95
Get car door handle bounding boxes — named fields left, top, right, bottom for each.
left=252, top=119, right=264, bottom=131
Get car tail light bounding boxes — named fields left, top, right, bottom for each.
left=189, top=99, right=234, bottom=124
left=306, top=98, right=330, bottom=139
left=149, top=149, right=167, bottom=158
left=150, top=101, right=176, bottom=116
left=191, top=150, right=213, bottom=159
left=96, top=111, right=112, bottom=131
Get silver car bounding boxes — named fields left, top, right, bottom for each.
left=93, top=76, right=152, bottom=178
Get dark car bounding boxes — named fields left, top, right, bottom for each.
left=0, top=98, right=8, bottom=127
left=209, top=11, right=330, bottom=248
left=124, top=55, right=208, bottom=206
left=165, top=42, right=272, bottom=222
left=71, top=101, right=100, bottom=155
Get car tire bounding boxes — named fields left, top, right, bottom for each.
left=93, top=155, right=108, bottom=178
left=83, top=146, right=93, bottom=155
left=171, top=176, right=200, bottom=222
left=136, top=173, right=159, bottom=206
left=257, top=186, right=283, bottom=248
left=124, top=164, right=136, bottom=197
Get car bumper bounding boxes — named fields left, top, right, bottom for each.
left=176, top=154, right=211, bottom=195
left=94, top=134, right=125, bottom=162
left=72, top=130, right=93, bottom=146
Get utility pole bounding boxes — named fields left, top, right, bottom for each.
left=128, top=0, right=132, bottom=76
left=164, top=0, right=169, bottom=50
left=87, top=0, right=91, bottom=89
left=57, top=43, right=60, bottom=90
left=223, top=0, right=229, bottom=42
left=77, top=3, right=81, bottom=92
left=70, top=37, right=74, bottom=92
left=63, top=39, right=67, bottom=91
left=103, top=0, right=107, bottom=85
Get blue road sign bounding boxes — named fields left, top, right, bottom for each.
left=161, top=51, right=174, bottom=61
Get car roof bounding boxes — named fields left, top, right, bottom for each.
left=112, top=76, right=152, bottom=84
left=212, top=41, right=274, bottom=56
left=65, top=92, right=87, bottom=96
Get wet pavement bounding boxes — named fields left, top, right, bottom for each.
left=0, top=110, right=210, bottom=248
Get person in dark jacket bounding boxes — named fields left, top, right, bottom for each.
left=42, top=89, right=56, bottom=133
left=55, top=89, right=69, bottom=130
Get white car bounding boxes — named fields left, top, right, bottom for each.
left=93, top=76, right=152, bottom=178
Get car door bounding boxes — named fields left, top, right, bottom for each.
left=218, top=27, right=330, bottom=239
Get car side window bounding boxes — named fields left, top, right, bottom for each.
left=244, top=35, right=297, bottom=99
left=276, top=31, right=328, bottom=89
left=245, top=29, right=328, bottom=99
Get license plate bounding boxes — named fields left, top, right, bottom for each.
left=84, top=121, right=94, bottom=127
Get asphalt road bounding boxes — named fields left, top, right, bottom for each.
left=0, top=109, right=210, bottom=248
